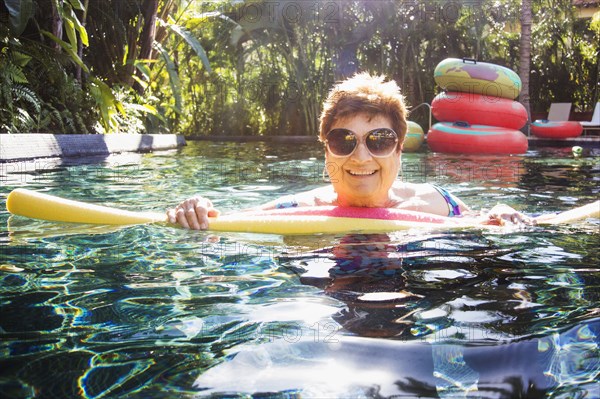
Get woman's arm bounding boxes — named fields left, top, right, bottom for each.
left=416, top=184, right=533, bottom=225
left=166, top=187, right=534, bottom=230
left=166, top=187, right=333, bottom=230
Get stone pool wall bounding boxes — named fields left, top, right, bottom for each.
left=0, top=134, right=186, bottom=162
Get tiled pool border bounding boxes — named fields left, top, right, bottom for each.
left=1, top=134, right=598, bottom=163
left=0, top=134, right=186, bottom=162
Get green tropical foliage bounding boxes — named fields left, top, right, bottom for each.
left=1, top=0, right=598, bottom=135
left=4, top=0, right=34, bottom=36
left=530, top=0, right=599, bottom=111
left=1, top=17, right=95, bottom=133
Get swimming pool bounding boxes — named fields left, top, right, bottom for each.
left=1, top=141, right=599, bottom=398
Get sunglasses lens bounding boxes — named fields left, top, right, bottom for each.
left=327, top=129, right=356, bottom=156
left=367, top=129, right=397, bottom=156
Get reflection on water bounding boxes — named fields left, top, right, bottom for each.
left=279, top=231, right=600, bottom=397
left=192, top=320, right=599, bottom=398
left=0, top=142, right=599, bottom=398
left=540, top=324, right=600, bottom=394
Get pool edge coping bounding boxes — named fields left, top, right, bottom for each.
left=0, top=134, right=186, bottom=163
left=2, top=133, right=598, bottom=164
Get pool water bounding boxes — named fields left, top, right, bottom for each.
left=1, top=142, right=599, bottom=398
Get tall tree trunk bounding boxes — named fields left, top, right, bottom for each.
left=139, top=0, right=159, bottom=60
left=518, top=0, right=532, bottom=133
left=50, top=1, right=63, bottom=52
left=134, top=0, right=159, bottom=94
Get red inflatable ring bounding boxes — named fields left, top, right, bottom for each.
left=531, top=120, right=583, bottom=138
left=432, top=92, right=527, bottom=130
left=427, top=122, right=528, bottom=154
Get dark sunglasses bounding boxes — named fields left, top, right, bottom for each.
left=325, top=128, right=399, bottom=158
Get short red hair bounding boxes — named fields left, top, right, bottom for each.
left=319, top=73, right=408, bottom=149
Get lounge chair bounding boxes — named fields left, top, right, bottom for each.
left=580, top=102, right=600, bottom=132
left=547, top=103, right=572, bottom=121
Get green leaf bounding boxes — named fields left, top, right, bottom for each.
left=54, top=2, right=89, bottom=48
left=134, top=60, right=152, bottom=80
left=131, top=75, right=149, bottom=90
left=68, top=4, right=89, bottom=46
left=13, top=84, right=40, bottom=113
left=3, top=61, right=28, bottom=84
left=67, top=0, right=84, bottom=11
left=89, top=77, right=122, bottom=133
left=41, top=30, right=89, bottom=73
left=122, top=44, right=129, bottom=66
left=13, top=51, right=32, bottom=68
left=115, top=100, right=126, bottom=116
left=4, top=0, right=34, bottom=36
left=127, top=103, right=166, bottom=123
left=161, top=20, right=212, bottom=73
left=64, top=12, right=78, bottom=50
left=50, top=0, right=87, bottom=47
left=142, top=104, right=166, bottom=123
left=154, top=41, right=182, bottom=113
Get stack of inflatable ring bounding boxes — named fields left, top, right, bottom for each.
left=428, top=58, right=528, bottom=154
left=530, top=120, right=583, bottom=139
left=402, top=121, right=425, bottom=152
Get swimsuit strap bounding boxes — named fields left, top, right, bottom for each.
left=432, top=185, right=461, bottom=217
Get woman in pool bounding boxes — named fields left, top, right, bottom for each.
left=167, top=72, right=533, bottom=230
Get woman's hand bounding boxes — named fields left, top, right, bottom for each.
left=166, top=196, right=220, bottom=230
left=482, top=204, right=536, bottom=226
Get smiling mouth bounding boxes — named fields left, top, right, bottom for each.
left=347, top=170, right=377, bottom=176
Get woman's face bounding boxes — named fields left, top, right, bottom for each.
left=325, top=113, right=401, bottom=207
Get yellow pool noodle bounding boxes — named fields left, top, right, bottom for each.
left=6, top=188, right=166, bottom=225
left=5, top=188, right=600, bottom=234
left=533, top=200, right=600, bottom=225
left=5, top=188, right=450, bottom=233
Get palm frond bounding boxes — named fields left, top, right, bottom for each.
left=154, top=41, right=182, bottom=114
left=161, top=19, right=212, bottom=73
left=13, top=84, right=41, bottom=113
